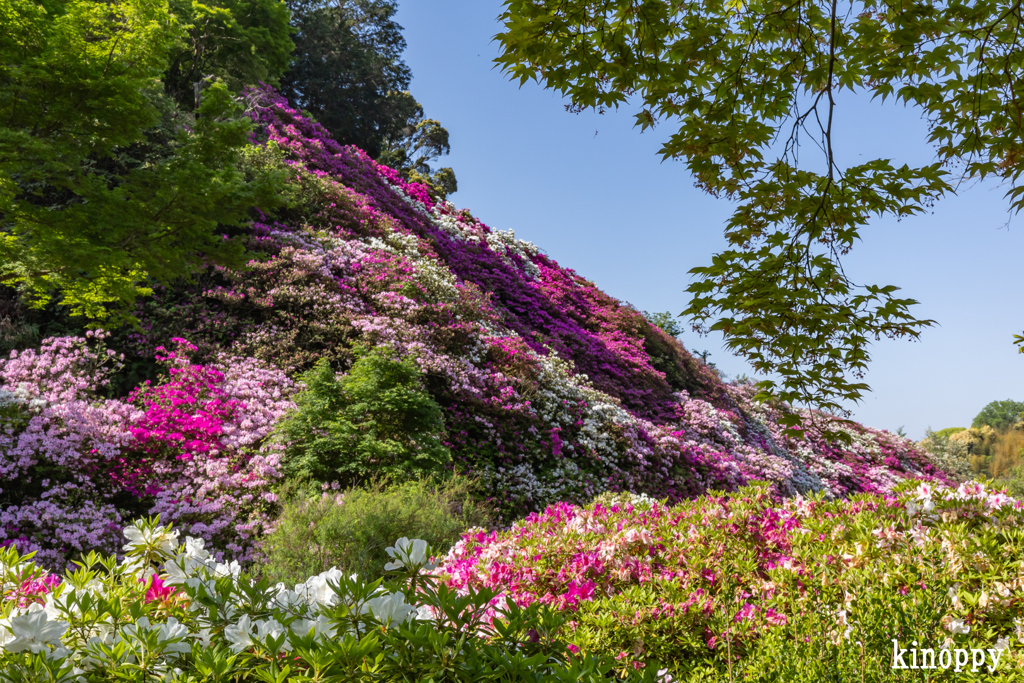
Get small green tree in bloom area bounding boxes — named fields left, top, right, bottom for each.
left=276, top=345, right=452, bottom=486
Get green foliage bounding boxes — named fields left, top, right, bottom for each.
left=973, top=400, right=1024, bottom=431
left=924, top=421, right=1024, bottom=482
left=278, top=0, right=457, bottom=196
left=260, top=476, right=493, bottom=585
left=279, top=0, right=412, bottom=158
left=0, top=0, right=285, bottom=326
left=493, top=0, right=1024, bottom=428
left=919, top=427, right=974, bottom=482
left=276, top=345, right=452, bottom=485
left=379, top=115, right=459, bottom=199
left=998, top=464, right=1024, bottom=499
left=643, top=311, right=683, bottom=339
left=164, top=0, right=294, bottom=109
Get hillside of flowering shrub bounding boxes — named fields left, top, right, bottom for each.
left=0, top=86, right=952, bottom=571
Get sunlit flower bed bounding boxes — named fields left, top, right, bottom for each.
left=0, top=520, right=629, bottom=682
left=434, top=481, right=1024, bottom=680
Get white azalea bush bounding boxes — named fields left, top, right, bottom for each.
left=0, top=519, right=648, bottom=682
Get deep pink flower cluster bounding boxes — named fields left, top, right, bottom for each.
left=434, top=492, right=806, bottom=613
left=141, top=573, right=176, bottom=604
left=13, top=574, right=61, bottom=608
left=129, top=339, right=242, bottom=462
left=0, top=335, right=296, bottom=569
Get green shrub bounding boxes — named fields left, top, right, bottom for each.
left=275, top=344, right=452, bottom=486
left=260, top=475, right=493, bottom=585
left=997, top=463, right=1024, bottom=499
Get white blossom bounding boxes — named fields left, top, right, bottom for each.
left=384, top=538, right=432, bottom=571
left=3, top=603, right=69, bottom=654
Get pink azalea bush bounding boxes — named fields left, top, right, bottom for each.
left=0, top=334, right=296, bottom=569
left=432, top=481, right=1024, bottom=679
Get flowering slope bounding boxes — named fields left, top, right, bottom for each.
left=0, top=86, right=951, bottom=568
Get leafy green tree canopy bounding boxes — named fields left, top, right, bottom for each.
left=0, top=0, right=284, bottom=325
left=495, top=0, right=1024, bottom=422
left=279, top=0, right=456, bottom=197
left=164, top=0, right=294, bottom=108
left=643, top=311, right=684, bottom=339
left=972, top=400, right=1024, bottom=431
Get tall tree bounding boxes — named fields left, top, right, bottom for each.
left=0, top=0, right=284, bottom=325
left=973, top=400, right=1024, bottom=431
left=494, top=0, right=1024, bottom=427
left=279, top=0, right=456, bottom=197
left=163, top=0, right=294, bottom=109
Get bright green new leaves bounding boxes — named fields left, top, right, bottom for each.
left=0, top=0, right=283, bottom=326
left=495, top=0, right=1024, bottom=426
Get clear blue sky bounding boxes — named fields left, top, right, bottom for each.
left=393, top=1, right=1024, bottom=440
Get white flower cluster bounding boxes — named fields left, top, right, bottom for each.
left=384, top=537, right=435, bottom=572
left=0, top=388, right=21, bottom=409
left=0, top=520, right=434, bottom=680
left=431, top=204, right=542, bottom=280
left=0, top=385, right=45, bottom=411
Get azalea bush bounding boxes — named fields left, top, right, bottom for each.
left=0, top=334, right=296, bottom=569
left=260, top=476, right=493, bottom=585
left=0, top=518, right=645, bottom=683
left=433, top=481, right=1024, bottom=680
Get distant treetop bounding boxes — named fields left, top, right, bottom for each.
left=972, top=400, right=1024, bottom=431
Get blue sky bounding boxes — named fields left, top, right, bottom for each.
left=394, top=1, right=1024, bottom=440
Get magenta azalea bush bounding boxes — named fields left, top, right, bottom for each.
left=1, top=85, right=954, bottom=570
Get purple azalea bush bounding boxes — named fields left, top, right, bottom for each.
left=0, top=86, right=952, bottom=570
